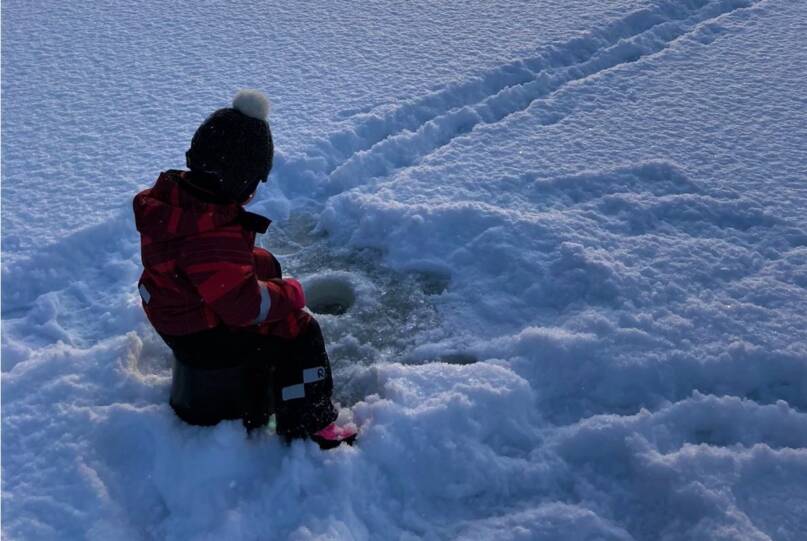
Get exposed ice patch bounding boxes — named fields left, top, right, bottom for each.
left=259, top=211, right=459, bottom=407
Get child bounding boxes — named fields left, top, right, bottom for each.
left=133, top=90, right=356, bottom=449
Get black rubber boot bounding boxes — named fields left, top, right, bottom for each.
left=272, top=319, right=339, bottom=440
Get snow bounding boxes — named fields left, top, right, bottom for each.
left=3, top=0, right=807, bottom=539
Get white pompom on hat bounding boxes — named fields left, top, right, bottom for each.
left=232, top=89, right=271, bottom=121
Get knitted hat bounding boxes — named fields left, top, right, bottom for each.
left=186, top=90, right=273, bottom=203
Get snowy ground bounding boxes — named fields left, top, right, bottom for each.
left=3, top=0, right=807, bottom=539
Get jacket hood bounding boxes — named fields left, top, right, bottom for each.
left=133, top=170, right=242, bottom=241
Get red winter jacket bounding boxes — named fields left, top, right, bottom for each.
left=134, top=170, right=309, bottom=338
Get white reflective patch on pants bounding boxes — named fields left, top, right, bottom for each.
left=139, top=284, right=151, bottom=304
left=303, top=367, right=326, bottom=384
left=282, top=384, right=305, bottom=401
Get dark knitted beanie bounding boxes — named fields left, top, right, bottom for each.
left=186, top=90, right=273, bottom=203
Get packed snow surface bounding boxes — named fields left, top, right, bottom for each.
left=3, top=0, right=807, bottom=539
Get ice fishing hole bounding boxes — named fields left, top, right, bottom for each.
left=437, top=352, right=479, bottom=365
left=405, top=352, right=479, bottom=366
left=304, top=275, right=356, bottom=316
left=413, top=270, right=451, bottom=296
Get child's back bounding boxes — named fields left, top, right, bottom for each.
left=134, top=169, right=306, bottom=339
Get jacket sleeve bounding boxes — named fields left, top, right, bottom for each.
left=262, top=279, right=306, bottom=322
left=178, top=231, right=305, bottom=328
left=253, top=247, right=282, bottom=280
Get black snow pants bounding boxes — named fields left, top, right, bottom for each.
left=161, top=318, right=338, bottom=438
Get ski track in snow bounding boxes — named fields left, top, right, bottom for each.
left=4, top=0, right=807, bottom=539
left=286, top=0, right=763, bottom=196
